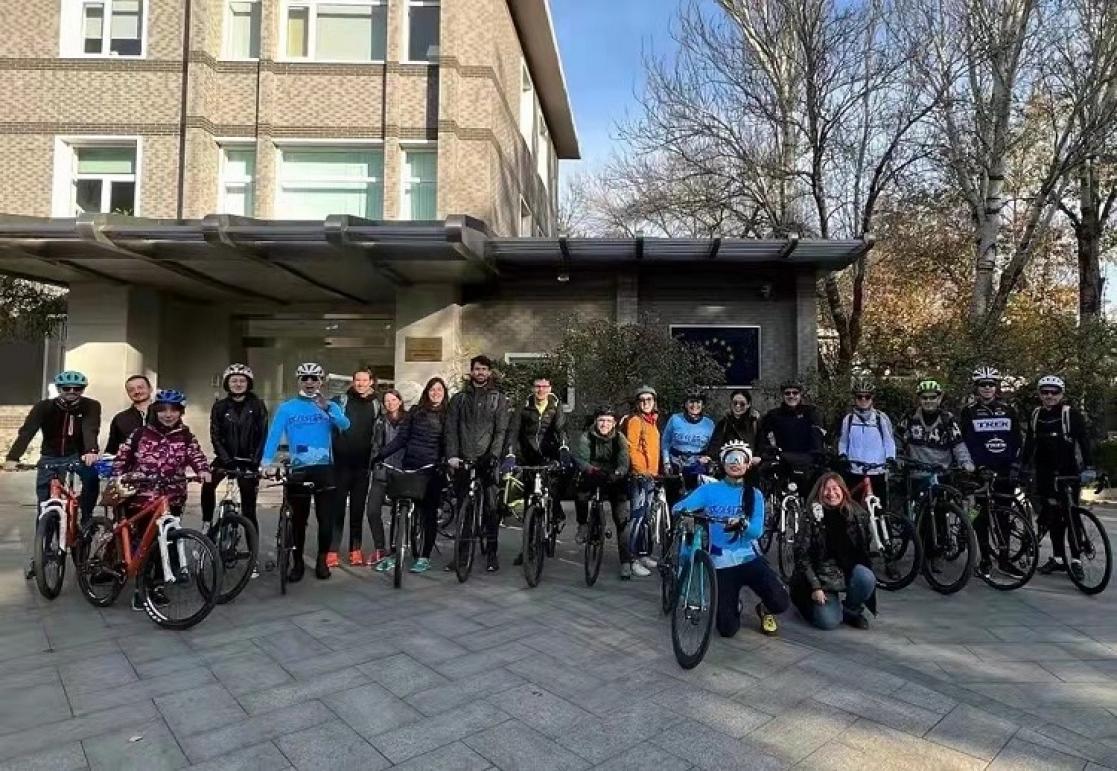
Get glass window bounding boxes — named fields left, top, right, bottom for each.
left=278, top=148, right=384, bottom=219
left=537, top=119, right=550, bottom=189
left=519, top=61, right=535, bottom=149
left=283, top=1, right=386, bottom=61
left=109, top=0, right=142, bottom=55
left=286, top=6, right=309, bottom=57
left=520, top=199, right=533, bottom=237
left=72, top=145, right=137, bottom=215
left=220, top=147, right=256, bottom=216
left=82, top=3, right=105, bottom=54
left=403, top=149, right=437, bottom=219
left=69, top=0, right=143, bottom=56
left=225, top=1, right=261, bottom=59
left=407, top=1, right=440, bottom=62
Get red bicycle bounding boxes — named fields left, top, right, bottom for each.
left=29, top=460, right=89, bottom=599
left=844, top=461, right=922, bottom=591
left=76, top=474, right=221, bottom=629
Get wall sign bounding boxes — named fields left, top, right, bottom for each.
left=404, top=336, right=443, bottom=362
left=670, top=325, right=761, bottom=387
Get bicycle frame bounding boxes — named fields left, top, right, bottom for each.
left=112, top=490, right=189, bottom=584
left=847, top=463, right=891, bottom=552
left=39, top=467, right=81, bottom=557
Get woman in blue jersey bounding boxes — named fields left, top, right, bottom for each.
left=661, top=388, right=716, bottom=504
left=672, top=440, right=790, bottom=637
left=261, top=362, right=351, bottom=582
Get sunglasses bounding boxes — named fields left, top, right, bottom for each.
left=783, top=390, right=801, bottom=397
left=854, top=393, right=873, bottom=400
left=976, top=381, right=997, bottom=388
left=59, top=386, right=84, bottom=393
left=920, top=395, right=941, bottom=400
left=1039, top=389, right=1062, bottom=396
left=731, top=400, right=749, bottom=406
left=299, top=375, right=322, bottom=383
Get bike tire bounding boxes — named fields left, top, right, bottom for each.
left=437, top=492, right=457, bottom=539
left=454, top=496, right=477, bottom=583
left=660, top=531, right=679, bottom=615
left=33, top=511, right=65, bottom=600
left=921, top=502, right=976, bottom=595
left=210, top=508, right=258, bottom=604
left=75, top=516, right=125, bottom=607
left=522, top=504, right=545, bottom=588
left=139, top=528, right=221, bottom=631
left=872, top=513, right=922, bottom=591
left=393, top=502, right=408, bottom=589
left=1065, top=507, right=1112, bottom=595
left=981, top=507, right=1038, bottom=592
left=584, top=501, right=604, bottom=587
left=277, top=501, right=291, bottom=596
left=758, top=500, right=776, bottom=554
left=776, top=499, right=801, bottom=581
left=653, top=500, right=672, bottom=563
left=671, top=549, right=717, bottom=670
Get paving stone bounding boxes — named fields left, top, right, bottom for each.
left=69, top=667, right=215, bottom=716
left=184, top=620, right=293, bottom=651
left=557, top=701, right=681, bottom=764
left=889, top=681, right=959, bottom=714
left=747, top=699, right=859, bottom=763
left=653, top=717, right=786, bottom=771
left=275, top=718, right=389, bottom=770
left=988, top=627, right=1097, bottom=644
left=368, top=701, right=511, bottom=763
left=208, top=652, right=292, bottom=696
left=324, top=682, right=424, bottom=738
left=660, top=683, right=773, bottom=738
left=288, top=608, right=366, bottom=639
left=0, top=742, right=86, bottom=771
left=183, top=741, right=292, bottom=770
left=0, top=681, right=71, bottom=734
left=433, top=641, right=536, bottom=679
left=81, top=717, right=187, bottom=771
left=572, top=669, right=680, bottom=715
left=1040, top=661, right=1116, bottom=683
left=838, top=718, right=987, bottom=770
left=280, top=638, right=399, bottom=679
left=239, top=667, right=369, bottom=715
left=968, top=644, right=1082, bottom=662
left=178, top=700, right=334, bottom=763
left=131, top=640, right=256, bottom=679
left=592, top=742, right=692, bottom=771
left=988, top=737, right=1089, bottom=770
left=506, top=653, right=604, bottom=699
left=154, top=683, right=247, bottom=737
left=926, top=704, right=1024, bottom=761
left=0, top=701, right=158, bottom=763
left=392, top=632, right=468, bottom=666
left=377, top=740, right=491, bottom=771
left=464, top=719, right=591, bottom=770
left=117, top=634, right=194, bottom=667
left=813, top=686, right=942, bottom=736
left=935, top=660, right=1061, bottom=684
left=487, top=683, right=593, bottom=738
left=406, top=667, right=525, bottom=716
left=59, top=652, right=136, bottom=694
left=356, top=653, right=451, bottom=698
left=252, top=628, right=332, bottom=663
left=797, top=740, right=879, bottom=770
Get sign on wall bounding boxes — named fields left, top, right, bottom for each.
left=404, top=337, right=443, bottom=362
left=670, top=325, right=761, bottom=387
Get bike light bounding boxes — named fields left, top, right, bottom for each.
left=787, top=482, right=798, bottom=493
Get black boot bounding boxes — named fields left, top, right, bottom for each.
left=486, top=550, right=500, bottom=573
left=315, top=554, right=331, bottom=580
left=288, top=557, right=305, bottom=583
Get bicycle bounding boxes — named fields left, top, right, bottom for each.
left=205, top=466, right=260, bottom=604
left=76, top=474, right=221, bottom=630
left=757, top=452, right=811, bottom=581
left=843, top=460, right=922, bottom=591
left=380, top=462, right=437, bottom=588
left=627, top=473, right=676, bottom=570
left=452, top=460, right=489, bottom=583
left=30, top=460, right=94, bottom=599
left=959, top=468, right=1038, bottom=591
left=268, top=467, right=331, bottom=595
left=1035, top=473, right=1112, bottom=595
left=518, top=463, right=562, bottom=588
left=582, top=477, right=614, bottom=587
left=898, top=458, right=978, bottom=594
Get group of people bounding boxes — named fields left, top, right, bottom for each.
left=3, top=357, right=1096, bottom=639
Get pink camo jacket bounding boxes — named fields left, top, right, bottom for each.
left=112, top=424, right=210, bottom=506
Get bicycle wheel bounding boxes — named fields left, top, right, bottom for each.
left=454, top=495, right=477, bottom=583
left=871, top=513, right=922, bottom=591
left=75, top=516, right=125, bottom=607
left=437, top=490, right=457, bottom=539
left=210, top=508, right=258, bottom=604
left=522, top=504, right=545, bottom=588
left=671, top=550, right=717, bottom=670
left=277, top=502, right=292, bottom=596
left=393, top=502, right=409, bottom=589
left=653, top=500, right=672, bottom=563
left=33, top=511, right=66, bottom=600
left=921, top=502, right=976, bottom=595
left=584, top=501, right=604, bottom=587
left=139, top=528, right=221, bottom=630
left=758, top=500, right=776, bottom=554
left=982, top=507, right=1038, bottom=591
left=776, top=499, right=801, bottom=581
left=1065, top=507, right=1112, bottom=595
left=660, top=532, right=680, bottom=615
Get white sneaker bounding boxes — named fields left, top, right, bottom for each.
left=631, top=561, right=652, bottom=578
left=250, top=568, right=260, bottom=580
left=639, top=556, right=658, bottom=569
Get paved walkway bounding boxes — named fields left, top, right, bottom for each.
left=1, top=472, right=1116, bottom=770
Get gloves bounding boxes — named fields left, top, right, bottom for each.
left=559, top=447, right=572, bottom=468
left=962, top=462, right=976, bottom=474
left=500, top=456, right=516, bottom=475
left=448, top=457, right=462, bottom=470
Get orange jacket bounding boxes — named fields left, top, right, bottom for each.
left=624, top=413, right=661, bottom=476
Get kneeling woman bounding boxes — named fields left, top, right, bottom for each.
left=791, top=473, right=876, bottom=630
left=672, top=440, right=790, bottom=637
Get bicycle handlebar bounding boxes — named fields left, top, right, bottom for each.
left=381, top=463, right=438, bottom=474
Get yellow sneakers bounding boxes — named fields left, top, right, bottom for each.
left=756, top=603, right=778, bottom=636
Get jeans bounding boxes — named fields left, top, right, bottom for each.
left=365, top=475, right=389, bottom=551
left=36, top=455, right=99, bottom=522
left=806, top=565, right=876, bottom=630
left=200, top=468, right=259, bottom=531
left=575, top=476, right=630, bottom=562
left=628, top=476, right=656, bottom=556
left=330, top=465, right=371, bottom=553
left=715, top=557, right=790, bottom=638
left=287, top=465, right=335, bottom=563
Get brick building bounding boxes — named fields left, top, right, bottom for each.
left=0, top=0, right=866, bottom=452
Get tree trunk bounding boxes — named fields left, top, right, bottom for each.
left=971, top=159, right=1006, bottom=319
left=1077, top=164, right=1103, bottom=320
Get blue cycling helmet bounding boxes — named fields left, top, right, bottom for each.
left=153, top=389, right=187, bottom=409
left=53, top=370, right=88, bottom=388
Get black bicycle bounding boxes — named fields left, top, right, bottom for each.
left=205, top=465, right=259, bottom=604
left=380, top=463, right=436, bottom=588
left=961, top=468, right=1038, bottom=591
left=582, top=478, right=613, bottom=586
left=518, top=464, right=562, bottom=587
left=1036, top=473, right=1112, bottom=595
left=757, top=452, right=812, bottom=581
left=898, top=459, right=978, bottom=594
left=453, top=460, right=487, bottom=583
left=268, top=467, right=329, bottom=595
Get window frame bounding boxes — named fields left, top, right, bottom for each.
left=400, top=143, right=438, bottom=221
left=217, top=142, right=257, bottom=217
left=519, top=197, right=534, bottom=237
left=51, top=136, right=143, bottom=217
left=278, top=0, right=388, bottom=64
left=275, top=142, right=385, bottom=220
left=222, top=0, right=261, bottom=61
left=402, top=0, right=440, bottom=65
left=60, top=0, right=149, bottom=59
left=519, top=60, right=535, bottom=150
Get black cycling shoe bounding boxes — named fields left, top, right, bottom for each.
left=150, top=586, right=169, bottom=607
left=288, top=560, right=305, bottom=583
left=1069, top=560, right=1086, bottom=581
left=997, top=558, right=1026, bottom=579
left=315, top=555, right=331, bottom=580
left=486, top=552, right=500, bottom=573
left=513, top=552, right=523, bottom=566
left=976, top=559, right=992, bottom=578
left=1038, top=557, right=1066, bottom=575
left=844, top=612, right=870, bottom=630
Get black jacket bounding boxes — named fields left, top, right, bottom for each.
left=106, top=405, right=154, bottom=455
left=377, top=405, right=446, bottom=470
left=370, top=410, right=406, bottom=480
left=332, top=388, right=382, bottom=468
left=707, top=409, right=760, bottom=459
left=505, top=393, right=567, bottom=465
left=209, top=393, right=268, bottom=467
left=1022, top=403, right=1092, bottom=475
left=446, top=381, right=510, bottom=462
left=6, top=397, right=101, bottom=460
left=760, top=403, right=824, bottom=456
left=790, top=502, right=877, bottom=616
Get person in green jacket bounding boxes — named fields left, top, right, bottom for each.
left=572, top=406, right=634, bottom=579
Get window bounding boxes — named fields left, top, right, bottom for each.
left=537, top=117, right=551, bottom=189
left=519, top=62, right=535, bottom=148
left=224, top=1, right=261, bottom=59
left=405, top=0, right=440, bottom=62
left=220, top=146, right=256, bottom=216
left=281, top=1, right=387, bottom=61
left=519, top=198, right=533, bottom=237
left=277, top=147, right=384, bottom=219
left=72, top=146, right=137, bottom=215
left=64, top=0, right=145, bottom=56
left=402, top=149, right=437, bottom=219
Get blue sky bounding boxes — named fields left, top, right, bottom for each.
left=550, top=0, right=680, bottom=171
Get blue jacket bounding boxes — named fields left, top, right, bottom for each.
left=837, top=408, right=896, bottom=474
left=261, top=395, right=350, bottom=468
left=661, top=413, right=715, bottom=471
left=672, top=481, right=765, bottom=569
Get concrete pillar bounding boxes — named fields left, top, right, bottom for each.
left=616, top=272, right=639, bottom=325
left=795, top=269, right=819, bottom=376
left=393, top=284, right=462, bottom=405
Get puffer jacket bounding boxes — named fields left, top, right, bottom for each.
left=209, top=393, right=268, bottom=467
left=370, top=411, right=406, bottom=481
left=573, top=428, right=630, bottom=477
left=707, top=409, right=761, bottom=459
left=445, top=381, right=510, bottom=462
left=505, top=392, right=567, bottom=465
left=376, top=405, right=446, bottom=470
left=113, top=423, right=209, bottom=507
left=760, top=403, right=824, bottom=455
left=790, top=502, right=877, bottom=616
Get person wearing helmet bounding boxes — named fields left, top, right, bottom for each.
left=960, top=367, right=1024, bottom=580
left=112, top=389, right=211, bottom=610
left=4, top=370, right=102, bottom=579
left=758, top=378, right=824, bottom=466
left=661, top=388, right=716, bottom=502
left=672, top=440, right=789, bottom=638
left=896, top=380, right=974, bottom=475
left=261, top=362, right=351, bottom=581
left=1022, top=375, right=1094, bottom=579
left=105, top=375, right=154, bottom=455
left=707, top=390, right=761, bottom=471
left=836, top=379, right=896, bottom=509
left=328, top=368, right=383, bottom=569
left=200, top=365, right=268, bottom=561
left=572, top=406, right=634, bottom=579
left=623, top=385, right=664, bottom=575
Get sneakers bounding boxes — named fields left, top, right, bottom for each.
left=976, top=558, right=992, bottom=579
left=620, top=562, right=633, bottom=580
left=348, top=549, right=365, bottom=567
left=639, top=555, right=659, bottom=569
left=325, top=551, right=340, bottom=569
left=486, top=552, right=500, bottom=573
left=376, top=555, right=397, bottom=573
left=288, top=559, right=305, bottom=583
left=368, top=549, right=387, bottom=567
left=844, top=611, right=870, bottom=630
left=315, top=555, right=331, bottom=580
left=410, top=557, right=431, bottom=573
left=1069, top=559, right=1085, bottom=581
left=631, top=561, right=651, bottom=578
left=1038, top=557, right=1066, bottom=575
left=443, top=560, right=457, bottom=573
left=131, top=591, right=143, bottom=611
left=756, top=603, right=778, bottom=636
left=131, top=588, right=168, bottom=611
left=513, top=552, right=524, bottom=566
left=250, top=567, right=260, bottom=580
left=997, top=558, right=1026, bottom=579
left=575, top=524, right=588, bottom=544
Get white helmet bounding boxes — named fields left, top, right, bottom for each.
left=1038, top=375, right=1065, bottom=391
left=971, top=366, right=1000, bottom=384
left=295, top=362, right=325, bottom=379
left=222, top=363, right=254, bottom=388
left=719, top=439, right=753, bottom=465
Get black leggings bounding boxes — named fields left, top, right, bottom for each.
left=1037, top=473, right=1081, bottom=560
left=330, top=466, right=370, bottom=553
left=715, top=558, right=790, bottom=638
left=287, top=466, right=335, bottom=563
left=200, top=470, right=259, bottom=531
left=365, top=476, right=389, bottom=551
left=575, top=477, right=630, bottom=562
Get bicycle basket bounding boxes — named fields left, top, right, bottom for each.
left=387, top=469, right=431, bottom=500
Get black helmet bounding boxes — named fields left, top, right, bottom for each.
left=593, top=405, right=617, bottom=419
left=684, top=388, right=706, bottom=404
left=780, top=379, right=803, bottom=392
